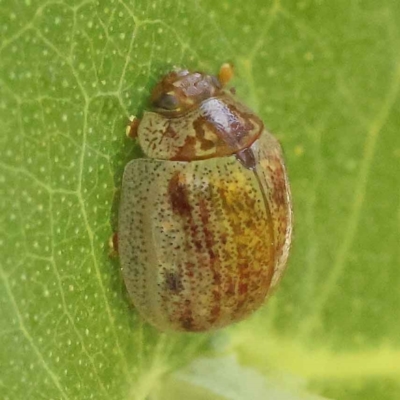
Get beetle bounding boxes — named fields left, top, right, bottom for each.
left=118, top=64, right=292, bottom=332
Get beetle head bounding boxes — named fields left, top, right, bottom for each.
left=151, top=69, right=222, bottom=115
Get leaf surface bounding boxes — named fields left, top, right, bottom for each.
left=1, top=1, right=399, bottom=399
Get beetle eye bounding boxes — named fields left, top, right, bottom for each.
left=155, top=93, right=179, bottom=110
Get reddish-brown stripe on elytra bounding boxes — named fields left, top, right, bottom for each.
left=180, top=299, right=195, bottom=331
left=269, top=155, right=288, bottom=207
left=167, top=170, right=212, bottom=330
left=250, top=169, right=276, bottom=301
left=215, top=185, right=244, bottom=316
left=164, top=162, right=277, bottom=330
left=166, top=172, right=194, bottom=328
left=198, top=197, right=222, bottom=325
left=215, top=172, right=275, bottom=321
left=168, top=172, right=192, bottom=216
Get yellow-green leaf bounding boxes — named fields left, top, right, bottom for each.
left=1, top=1, right=399, bottom=399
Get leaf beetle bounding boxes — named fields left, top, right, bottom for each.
left=118, top=64, right=292, bottom=332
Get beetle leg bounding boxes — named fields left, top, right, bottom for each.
left=126, top=116, right=140, bottom=140
left=109, top=232, right=119, bottom=257
left=218, top=63, right=234, bottom=86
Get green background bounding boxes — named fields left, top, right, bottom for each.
left=1, top=0, right=399, bottom=399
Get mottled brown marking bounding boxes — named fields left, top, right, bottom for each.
left=215, top=175, right=275, bottom=320
left=210, top=304, right=221, bottom=319
left=226, top=280, right=235, bottom=296
left=195, top=125, right=217, bottom=151
left=238, top=281, right=248, bottom=295
left=168, top=172, right=192, bottom=216
left=194, top=117, right=223, bottom=148
left=164, top=271, right=184, bottom=293
left=170, top=135, right=198, bottom=161
left=178, top=297, right=196, bottom=331
left=180, top=315, right=195, bottom=331
left=222, top=108, right=255, bottom=143
left=270, top=156, right=287, bottom=206
left=153, top=71, right=221, bottom=113
left=184, top=261, right=195, bottom=278
left=163, top=125, right=178, bottom=139
left=167, top=174, right=210, bottom=330
left=202, top=101, right=261, bottom=151
left=200, top=139, right=216, bottom=151
left=166, top=96, right=264, bottom=161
